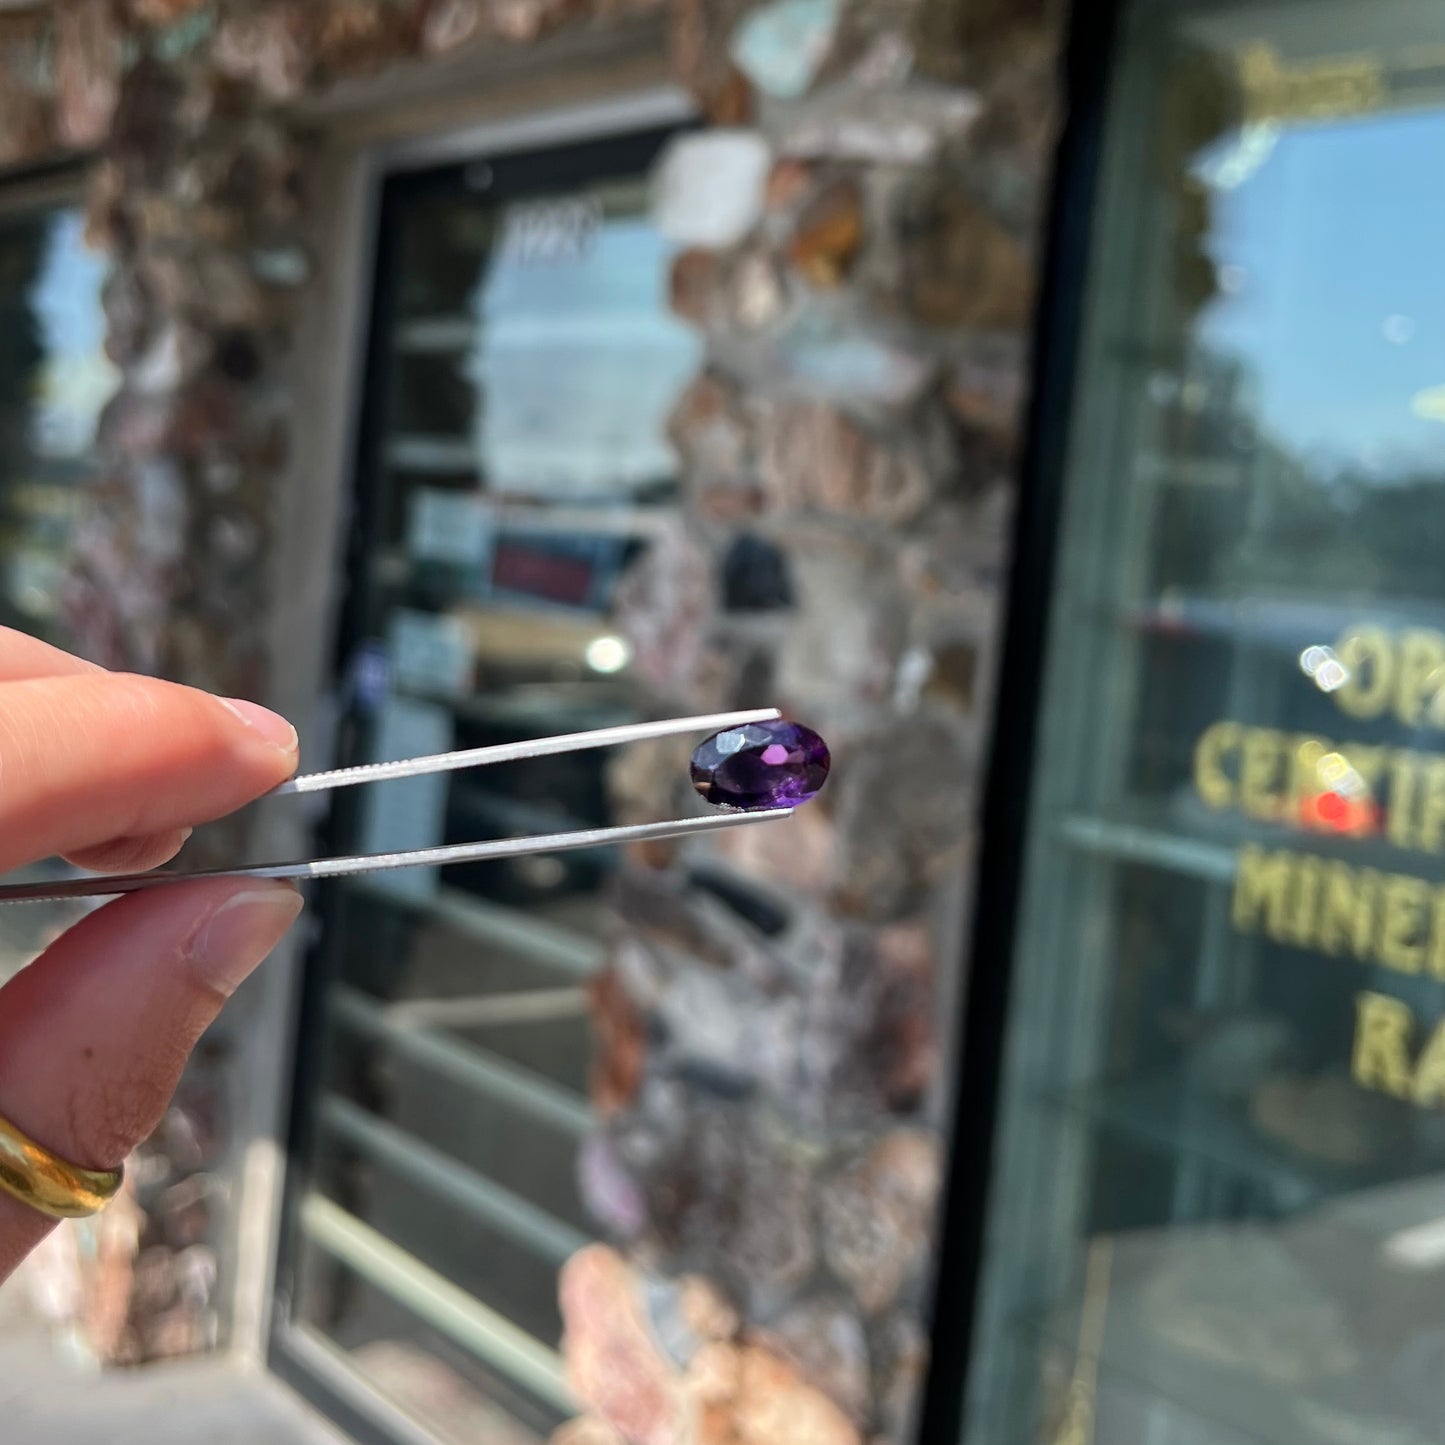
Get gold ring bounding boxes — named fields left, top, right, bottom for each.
left=0, top=1111, right=122, bottom=1220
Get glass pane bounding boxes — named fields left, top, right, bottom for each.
left=967, top=6, right=1445, bottom=1445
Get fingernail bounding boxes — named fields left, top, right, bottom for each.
left=219, top=696, right=298, bottom=752
left=189, top=885, right=303, bottom=996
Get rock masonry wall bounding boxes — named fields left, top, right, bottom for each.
left=572, top=2, right=1063, bottom=1441
left=0, top=0, right=1065, bottom=1424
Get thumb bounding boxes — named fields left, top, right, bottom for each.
left=0, top=878, right=302, bottom=1279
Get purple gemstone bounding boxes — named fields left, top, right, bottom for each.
left=690, top=719, right=830, bottom=810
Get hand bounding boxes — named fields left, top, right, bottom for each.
left=0, top=629, right=302, bottom=1281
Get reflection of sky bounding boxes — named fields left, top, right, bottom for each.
left=1198, top=108, right=1445, bottom=476
left=29, top=210, right=116, bottom=460
left=468, top=217, right=701, bottom=495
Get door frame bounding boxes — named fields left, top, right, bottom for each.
left=251, top=59, right=692, bottom=1445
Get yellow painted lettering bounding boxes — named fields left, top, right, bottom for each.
left=1378, top=873, right=1428, bottom=974
left=1193, top=722, right=1240, bottom=810
left=1352, top=992, right=1414, bottom=1099
left=1418, top=758, right=1445, bottom=853
left=1232, top=846, right=1292, bottom=940
left=1335, top=627, right=1394, bottom=720
left=1318, top=863, right=1376, bottom=960
left=1397, top=629, right=1445, bottom=727
left=1239, top=729, right=1285, bottom=821
left=1431, top=888, right=1445, bottom=981
left=1388, top=751, right=1420, bottom=849
left=1413, top=1017, right=1445, bottom=1108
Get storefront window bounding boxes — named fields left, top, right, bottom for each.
left=967, top=5, right=1445, bottom=1444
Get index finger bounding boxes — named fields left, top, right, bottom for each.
left=0, top=627, right=103, bottom=682
left=0, top=671, right=298, bottom=874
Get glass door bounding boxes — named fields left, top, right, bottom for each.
left=966, top=3, right=1445, bottom=1444
left=271, top=119, right=699, bottom=1442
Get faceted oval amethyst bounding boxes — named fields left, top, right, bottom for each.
left=689, top=720, right=830, bottom=811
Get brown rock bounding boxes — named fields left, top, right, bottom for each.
left=966, top=48, right=1062, bottom=233
left=0, top=65, right=51, bottom=172
left=608, top=867, right=738, bottom=972
left=589, top=966, right=647, bottom=1117
left=77, top=1171, right=145, bottom=1364
left=127, top=0, right=206, bottom=22
left=710, top=795, right=835, bottom=898
left=910, top=0, right=1053, bottom=85
left=680, top=1276, right=741, bottom=1345
left=873, top=1313, right=928, bottom=1443
left=730, top=1345, right=862, bottom=1445
left=551, top=1417, right=628, bottom=1445
left=85, top=159, right=127, bottom=251
left=898, top=488, right=1012, bottom=602
left=213, top=1, right=315, bottom=100
left=867, top=920, right=939, bottom=1109
left=111, top=57, right=182, bottom=181
left=923, top=639, right=978, bottom=712
left=54, top=0, right=123, bottom=151
left=651, top=1109, right=816, bottom=1301
left=486, top=0, right=577, bottom=43
left=669, top=247, right=722, bottom=328
left=668, top=374, right=753, bottom=480
left=765, top=159, right=814, bottom=212
left=709, top=66, right=757, bottom=126
left=607, top=732, right=697, bottom=840
left=559, top=1246, right=687, bottom=1445
left=140, top=1301, right=211, bottom=1359
left=575, top=1136, right=644, bottom=1246
left=695, top=479, right=766, bottom=524
left=727, top=246, right=790, bottom=332
left=757, top=401, right=929, bottom=523
left=423, top=0, right=485, bottom=52
left=773, top=534, right=908, bottom=719
left=788, top=178, right=864, bottom=288
left=820, top=1132, right=941, bottom=1314
left=101, top=268, right=154, bottom=368
left=610, top=521, right=713, bottom=703
left=671, top=0, right=756, bottom=121
left=316, top=0, right=417, bottom=73
left=97, top=389, right=169, bottom=459
left=829, top=713, right=975, bottom=920
left=763, top=1296, right=871, bottom=1425
left=890, top=186, right=1033, bottom=329
left=157, top=1173, right=214, bottom=1248
left=946, top=342, right=1026, bottom=457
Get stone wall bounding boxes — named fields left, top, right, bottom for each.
left=0, top=0, right=1066, bottom=1423
left=567, top=2, right=1063, bottom=1441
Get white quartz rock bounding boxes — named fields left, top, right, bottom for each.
left=650, top=131, right=771, bottom=249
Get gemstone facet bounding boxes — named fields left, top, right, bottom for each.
left=690, top=720, right=830, bottom=810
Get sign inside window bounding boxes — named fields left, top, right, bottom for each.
left=497, top=197, right=602, bottom=266
left=466, top=180, right=703, bottom=502
left=1194, top=622, right=1445, bottom=1106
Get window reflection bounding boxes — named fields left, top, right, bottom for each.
left=967, top=7, right=1445, bottom=1445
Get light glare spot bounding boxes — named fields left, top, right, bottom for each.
left=585, top=635, right=631, bottom=674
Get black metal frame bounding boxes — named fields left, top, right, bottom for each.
left=913, top=0, right=1124, bottom=1439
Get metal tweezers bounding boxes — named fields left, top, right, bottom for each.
left=0, top=708, right=792, bottom=904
